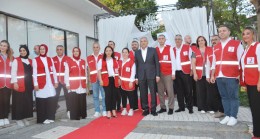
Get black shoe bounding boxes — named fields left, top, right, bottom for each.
left=189, top=109, right=194, bottom=114
left=133, top=107, right=139, bottom=111
left=175, top=108, right=185, bottom=112
left=116, top=108, right=121, bottom=112
left=142, top=110, right=149, bottom=116
left=157, top=108, right=166, bottom=114
left=151, top=111, right=158, bottom=116
left=168, top=109, right=173, bottom=115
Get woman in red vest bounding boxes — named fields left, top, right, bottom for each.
left=98, top=46, right=120, bottom=119
left=65, top=47, right=87, bottom=120
left=119, top=48, right=136, bottom=116
left=0, top=40, right=13, bottom=126
left=33, top=44, right=58, bottom=124
left=11, top=45, right=33, bottom=124
left=241, top=27, right=260, bottom=139
left=192, top=36, right=214, bottom=114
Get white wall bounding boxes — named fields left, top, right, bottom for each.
left=0, top=0, right=99, bottom=58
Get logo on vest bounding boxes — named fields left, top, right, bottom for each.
left=115, top=56, right=118, bottom=60
left=228, top=47, right=235, bottom=52
left=82, top=65, right=85, bottom=69
left=89, top=60, right=94, bottom=63
left=54, top=61, right=58, bottom=63
left=183, top=51, right=188, bottom=56
left=247, top=57, right=255, bottom=64
left=163, top=55, right=168, bottom=60
left=126, top=67, right=130, bottom=72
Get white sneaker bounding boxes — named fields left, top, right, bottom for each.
left=201, top=110, right=206, bottom=114
left=43, top=120, right=50, bottom=124
left=209, top=111, right=215, bottom=114
left=227, top=117, right=237, bottom=126
left=102, top=111, right=107, bottom=117
left=93, top=112, right=101, bottom=117
left=48, top=120, right=54, bottom=123
left=220, top=116, right=230, bottom=124
left=121, top=108, right=128, bottom=116
left=67, top=111, right=70, bottom=119
left=4, top=118, right=10, bottom=125
left=0, top=119, right=4, bottom=126
left=128, top=109, right=134, bottom=116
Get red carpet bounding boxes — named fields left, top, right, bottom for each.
left=60, top=95, right=158, bottom=139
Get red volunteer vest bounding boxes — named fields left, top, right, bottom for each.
left=0, top=56, right=12, bottom=88
left=119, top=59, right=135, bottom=91
left=35, top=57, right=55, bottom=89
left=15, top=57, right=32, bottom=92
left=129, top=50, right=135, bottom=62
left=87, top=54, right=103, bottom=83
left=101, top=58, right=119, bottom=87
left=193, top=47, right=212, bottom=79
left=52, top=56, right=69, bottom=84
left=114, top=52, right=121, bottom=61
left=67, top=58, right=86, bottom=90
left=214, top=40, right=240, bottom=78
left=173, top=44, right=191, bottom=74
left=243, top=42, right=259, bottom=85
left=156, top=45, right=172, bottom=75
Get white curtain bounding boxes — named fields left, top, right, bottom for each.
left=208, top=9, right=218, bottom=46
left=161, top=7, right=209, bottom=46
left=98, top=15, right=136, bottom=53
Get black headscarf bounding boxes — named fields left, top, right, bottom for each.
left=19, top=45, right=30, bottom=59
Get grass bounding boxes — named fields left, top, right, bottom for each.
left=239, top=86, right=249, bottom=107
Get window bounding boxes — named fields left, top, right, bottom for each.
left=86, top=36, right=98, bottom=56
left=50, top=29, right=65, bottom=57
left=0, top=14, right=6, bottom=40
left=66, top=32, right=79, bottom=57
left=7, top=17, right=27, bottom=56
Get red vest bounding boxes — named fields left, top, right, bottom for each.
left=114, top=52, right=121, bottom=61
left=119, top=59, right=135, bottom=91
left=214, top=40, right=240, bottom=78
left=101, top=58, right=119, bottom=87
left=35, top=57, right=55, bottom=89
left=0, top=56, right=12, bottom=88
left=52, top=56, right=69, bottom=84
left=129, top=50, right=135, bottom=62
left=67, top=58, right=87, bottom=90
left=15, top=57, right=32, bottom=92
left=243, top=42, right=259, bottom=85
left=156, top=45, right=172, bottom=75
left=87, top=54, right=103, bottom=83
left=193, top=47, right=212, bottom=79
left=173, top=44, right=191, bottom=74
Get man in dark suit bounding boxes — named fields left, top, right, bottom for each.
left=135, top=37, right=160, bottom=116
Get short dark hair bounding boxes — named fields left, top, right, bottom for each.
left=175, top=34, right=182, bottom=37
left=108, top=41, right=115, bottom=45
left=122, top=47, right=129, bottom=53
left=158, top=34, right=166, bottom=38
left=218, top=25, right=230, bottom=31
left=132, top=40, right=139, bottom=44
left=56, top=45, right=63, bottom=48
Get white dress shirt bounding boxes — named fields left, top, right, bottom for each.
left=211, top=38, right=244, bottom=78
left=175, top=44, right=192, bottom=71
left=11, top=58, right=30, bottom=83
left=64, top=58, right=87, bottom=94
left=121, top=58, right=136, bottom=82
left=158, top=45, right=176, bottom=75
left=33, top=57, right=58, bottom=98
left=141, top=47, right=148, bottom=62
left=97, top=57, right=116, bottom=77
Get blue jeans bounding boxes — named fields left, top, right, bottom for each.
left=92, top=80, right=106, bottom=112
left=216, top=78, right=239, bottom=118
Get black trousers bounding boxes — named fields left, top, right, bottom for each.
left=139, top=77, right=157, bottom=112
left=55, top=82, right=69, bottom=111
left=174, top=71, right=192, bottom=110
left=247, top=85, right=260, bottom=137
left=133, top=84, right=139, bottom=109
left=191, top=75, right=197, bottom=107
left=208, top=82, right=224, bottom=112
left=120, top=88, right=134, bottom=109
left=103, top=77, right=117, bottom=111
left=0, top=87, right=11, bottom=119
left=68, top=92, right=86, bottom=120
left=196, top=76, right=213, bottom=111
left=36, top=97, right=56, bottom=123
left=115, top=87, right=121, bottom=110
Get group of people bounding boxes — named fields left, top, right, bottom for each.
left=0, top=24, right=259, bottom=139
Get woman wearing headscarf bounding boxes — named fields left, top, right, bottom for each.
left=33, top=44, right=58, bottom=124
left=11, top=45, right=33, bottom=124
left=0, top=40, right=13, bottom=126
left=65, top=47, right=87, bottom=120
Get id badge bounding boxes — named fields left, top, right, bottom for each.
left=163, top=55, right=168, bottom=60
left=228, top=47, right=235, bottom=52
left=126, top=67, right=130, bottom=72
left=183, top=51, right=188, bottom=56
left=247, top=57, right=255, bottom=64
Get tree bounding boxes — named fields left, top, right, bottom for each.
left=98, top=0, right=157, bottom=29
left=250, top=0, right=260, bottom=41
left=176, top=0, right=205, bottom=9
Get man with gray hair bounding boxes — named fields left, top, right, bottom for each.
left=135, top=37, right=160, bottom=116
